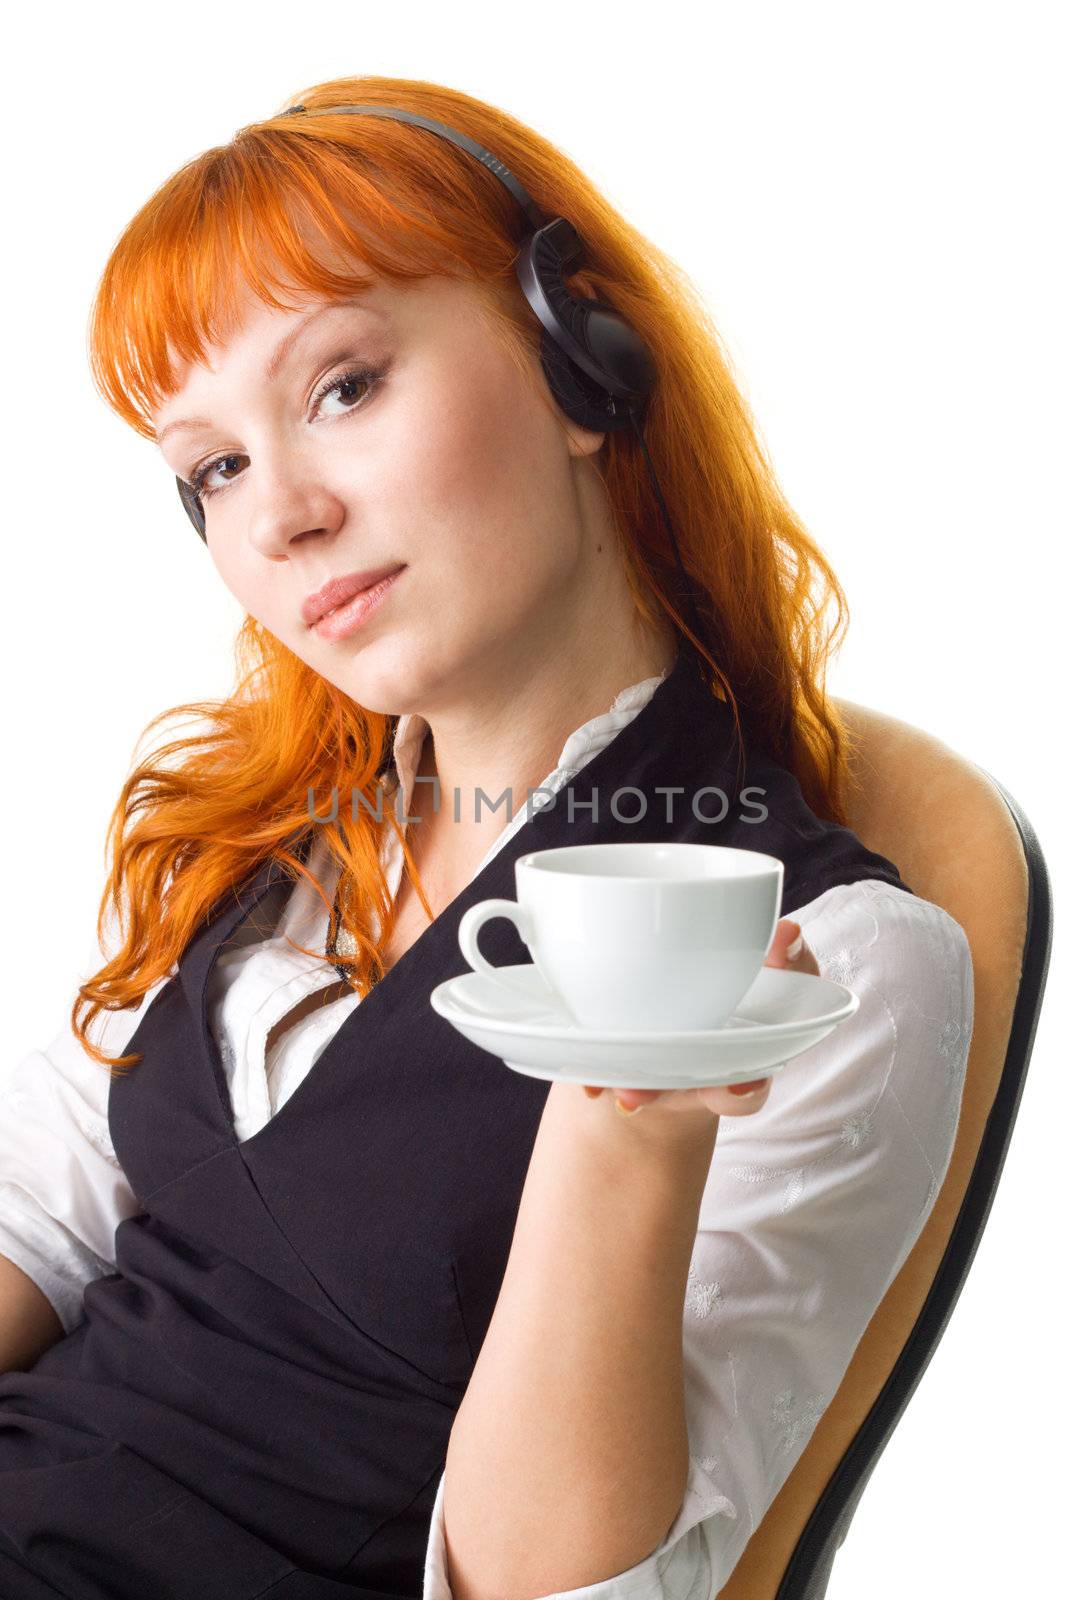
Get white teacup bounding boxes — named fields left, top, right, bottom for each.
left=457, top=842, right=784, bottom=1032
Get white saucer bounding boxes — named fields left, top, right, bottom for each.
left=430, top=963, right=860, bottom=1090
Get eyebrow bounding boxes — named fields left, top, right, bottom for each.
left=156, top=298, right=386, bottom=448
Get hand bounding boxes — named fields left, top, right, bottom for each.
left=581, top=918, right=820, bottom=1123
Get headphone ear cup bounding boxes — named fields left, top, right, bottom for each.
left=537, top=326, right=641, bottom=434
left=176, top=475, right=207, bottom=541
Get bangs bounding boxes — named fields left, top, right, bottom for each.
left=88, top=114, right=528, bottom=440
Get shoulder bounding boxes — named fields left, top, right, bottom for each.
left=797, top=877, right=974, bottom=1016
left=701, top=725, right=916, bottom=910
left=739, top=875, right=975, bottom=1210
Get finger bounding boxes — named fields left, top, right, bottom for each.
left=581, top=1084, right=665, bottom=1115
left=764, top=919, right=800, bottom=966
left=764, top=919, right=819, bottom=977
left=613, top=1088, right=665, bottom=1115
left=698, top=1076, right=773, bottom=1116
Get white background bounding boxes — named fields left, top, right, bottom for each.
left=3, top=2, right=1062, bottom=1592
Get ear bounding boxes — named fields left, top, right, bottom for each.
left=564, top=421, right=607, bottom=459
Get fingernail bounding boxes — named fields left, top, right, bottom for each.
left=786, top=932, right=804, bottom=961
left=582, top=1086, right=602, bottom=1099
left=614, top=1097, right=645, bottom=1116
left=728, top=1077, right=770, bottom=1096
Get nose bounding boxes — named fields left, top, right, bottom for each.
left=245, top=459, right=348, bottom=557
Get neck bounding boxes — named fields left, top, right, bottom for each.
left=404, top=613, right=679, bottom=872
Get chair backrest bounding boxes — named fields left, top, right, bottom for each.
left=717, top=701, right=1053, bottom=1600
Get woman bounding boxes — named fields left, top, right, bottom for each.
left=0, top=77, right=973, bottom=1599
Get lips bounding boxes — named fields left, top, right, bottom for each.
left=302, top=564, right=405, bottom=627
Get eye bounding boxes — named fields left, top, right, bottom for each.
left=185, top=360, right=387, bottom=502
left=313, top=365, right=378, bottom=417
left=188, top=453, right=243, bottom=500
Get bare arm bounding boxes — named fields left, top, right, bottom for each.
left=0, top=942, right=166, bottom=1368
left=441, top=1080, right=721, bottom=1600
left=440, top=920, right=812, bottom=1600
left=0, top=1254, right=63, bottom=1372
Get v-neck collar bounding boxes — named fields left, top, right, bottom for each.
left=387, top=656, right=678, bottom=824
left=182, top=638, right=727, bottom=1152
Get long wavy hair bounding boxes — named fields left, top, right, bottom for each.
left=77, top=72, right=855, bottom=1075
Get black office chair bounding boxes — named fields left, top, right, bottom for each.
left=716, top=703, right=1053, bottom=1599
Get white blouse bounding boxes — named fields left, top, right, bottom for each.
left=0, top=668, right=975, bottom=1600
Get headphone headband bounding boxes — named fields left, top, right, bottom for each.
left=279, top=102, right=553, bottom=235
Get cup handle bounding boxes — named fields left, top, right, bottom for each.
left=458, top=899, right=537, bottom=1001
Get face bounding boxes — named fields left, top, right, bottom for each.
left=153, top=272, right=608, bottom=717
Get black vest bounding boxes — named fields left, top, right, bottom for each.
left=0, top=640, right=909, bottom=1598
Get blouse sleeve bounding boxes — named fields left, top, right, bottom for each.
left=0, top=934, right=173, bottom=1336
left=422, top=877, right=975, bottom=1600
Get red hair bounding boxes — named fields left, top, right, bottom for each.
left=77, top=73, right=855, bottom=1074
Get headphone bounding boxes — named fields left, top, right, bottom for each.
left=173, top=102, right=706, bottom=655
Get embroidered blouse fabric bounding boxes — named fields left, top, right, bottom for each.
left=0, top=668, right=975, bottom=1600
